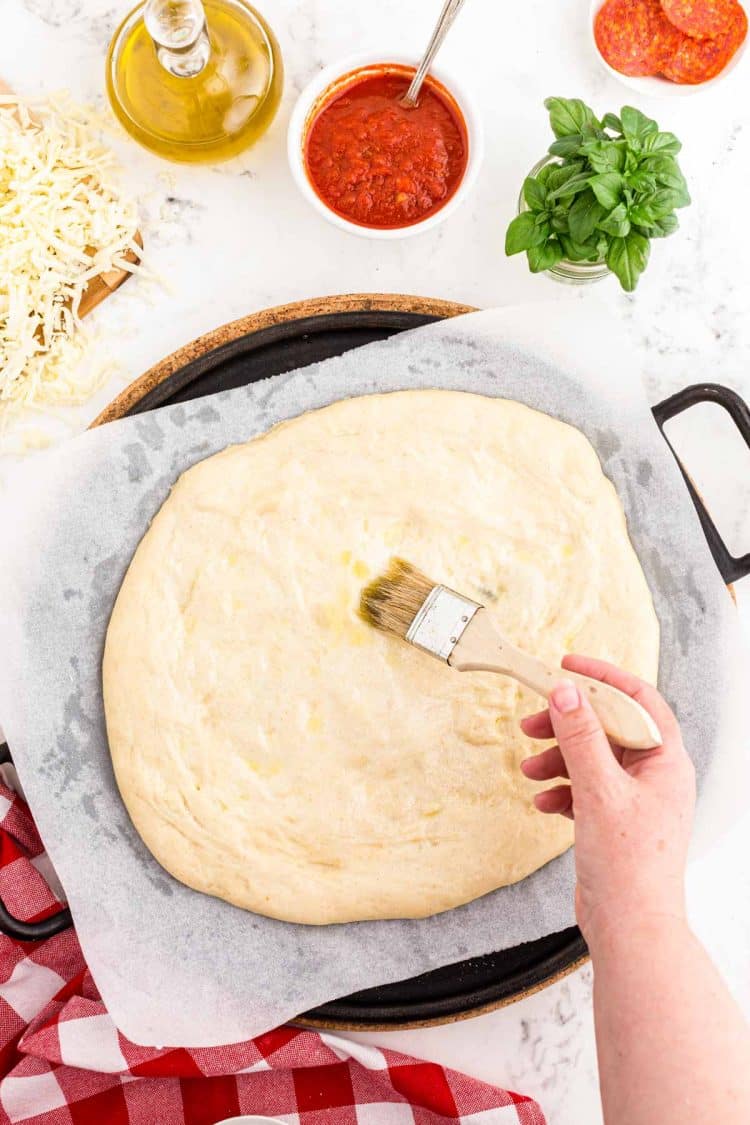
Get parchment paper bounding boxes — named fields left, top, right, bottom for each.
left=1, top=303, right=747, bottom=1047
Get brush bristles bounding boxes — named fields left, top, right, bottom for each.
left=359, top=558, right=437, bottom=640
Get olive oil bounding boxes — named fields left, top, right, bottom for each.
left=106, top=0, right=283, bottom=163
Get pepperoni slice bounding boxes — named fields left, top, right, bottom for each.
left=595, top=0, right=663, bottom=75
left=647, top=6, right=687, bottom=64
left=661, top=4, right=747, bottom=79
left=660, top=0, right=746, bottom=40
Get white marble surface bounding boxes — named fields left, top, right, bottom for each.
left=2, top=1, right=750, bottom=1122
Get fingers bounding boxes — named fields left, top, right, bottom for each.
left=522, top=679, right=615, bottom=822
left=561, top=654, right=679, bottom=748
left=519, top=658, right=687, bottom=819
left=521, top=745, right=569, bottom=781
left=520, top=709, right=554, bottom=740
left=548, top=679, right=624, bottom=794
left=522, top=657, right=678, bottom=750
left=534, top=784, right=574, bottom=818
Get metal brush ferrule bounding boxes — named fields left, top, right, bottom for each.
left=406, top=586, right=482, bottom=662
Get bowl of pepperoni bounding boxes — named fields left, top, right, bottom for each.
left=287, top=51, right=484, bottom=238
left=590, top=0, right=747, bottom=94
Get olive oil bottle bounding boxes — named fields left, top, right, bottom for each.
left=106, top=0, right=283, bottom=163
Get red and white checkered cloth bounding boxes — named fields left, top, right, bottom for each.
left=0, top=780, right=546, bottom=1125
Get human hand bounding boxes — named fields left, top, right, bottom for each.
left=520, top=656, right=696, bottom=946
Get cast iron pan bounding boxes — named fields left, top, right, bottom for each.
left=2, top=295, right=749, bottom=1031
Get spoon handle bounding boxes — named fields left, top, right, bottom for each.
left=402, top=0, right=469, bottom=108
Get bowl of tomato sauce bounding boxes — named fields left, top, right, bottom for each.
left=288, top=52, right=484, bottom=238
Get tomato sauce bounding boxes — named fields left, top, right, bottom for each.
left=304, top=66, right=469, bottom=229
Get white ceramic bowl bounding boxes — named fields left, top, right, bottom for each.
left=589, top=0, right=747, bottom=97
left=214, top=1117, right=286, bottom=1125
left=287, top=50, right=484, bottom=240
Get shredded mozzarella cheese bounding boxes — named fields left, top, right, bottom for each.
left=0, top=93, right=141, bottom=420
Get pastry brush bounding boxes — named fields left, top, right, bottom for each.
left=360, top=558, right=662, bottom=751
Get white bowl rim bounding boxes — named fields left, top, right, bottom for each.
left=213, top=1117, right=287, bottom=1125
left=287, top=49, right=485, bottom=240
left=588, top=0, right=747, bottom=97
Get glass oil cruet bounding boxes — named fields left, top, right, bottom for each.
left=106, top=0, right=283, bottom=162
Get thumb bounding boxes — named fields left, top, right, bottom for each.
left=548, top=679, right=623, bottom=797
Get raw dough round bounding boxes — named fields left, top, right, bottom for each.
left=103, top=390, right=659, bottom=924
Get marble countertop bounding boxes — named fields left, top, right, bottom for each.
left=2, top=1, right=750, bottom=1121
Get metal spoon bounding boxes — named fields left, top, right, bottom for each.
left=401, top=0, right=469, bottom=108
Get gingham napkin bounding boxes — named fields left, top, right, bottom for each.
left=0, top=782, right=546, bottom=1125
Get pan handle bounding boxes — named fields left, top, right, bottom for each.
left=0, top=742, right=73, bottom=940
left=652, top=383, right=750, bottom=586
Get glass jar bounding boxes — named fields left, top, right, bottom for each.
left=518, top=155, right=611, bottom=286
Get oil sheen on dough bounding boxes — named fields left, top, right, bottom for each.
left=103, top=390, right=660, bottom=925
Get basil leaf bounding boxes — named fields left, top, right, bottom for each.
left=582, top=121, right=607, bottom=141
left=505, top=211, right=552, bottom=254
left=579, top=138, right=627, bottom=174
left=588, top=172, right=623, bottom=211
left=535, top=163, right=556, bottom=187
left=568, top=190, right=605, bottom=242
left=545, top=161, right=584, bottom=192
left=547, top=171, right=594, bottom=201
left=602, top=112, right=623, bottom=133
left=634, top=213, right=679, bottom=239
left=641, top=131, right=681, bottom=156
left=597, top=202, right=630, bottom=238
left=639, top=152, right=680, bottom=174
left=647, top=187, right=687, bottom=216
left=665, top=183, right=690, bottom=208
left=626, top=170, right=657, bottom=194
left=607, top=232, right=650, bottom=292
left=620, top=106, right=658, bottom=149
left=523, top=176, right=548, bottom=212
left=550, top=207, right=570, bottom=234
left=544, top=97, right=601, bottom=139
left=624, top=148, right=639, bottom=174
left=641, top=156, right=690, bottom=204
left=505, top=211, right=539, bottom=255
left=650, top=155, right=686, bottom=183
left=527, top=239, right=564, bottom=273
left=559, top=232, right=604, bottom=262
left=548, top=135, right=584, bottom=158
left=628, top=199, right=658, bottom=226
left=532, top=217, right=552, bottom=244
left=651, top=212, right=679, bottom=238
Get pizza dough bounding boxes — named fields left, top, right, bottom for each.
left=103, top=390, right=659, bottom=924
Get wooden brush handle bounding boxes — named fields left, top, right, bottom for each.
left=451, top=611, right=662, bottom=751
